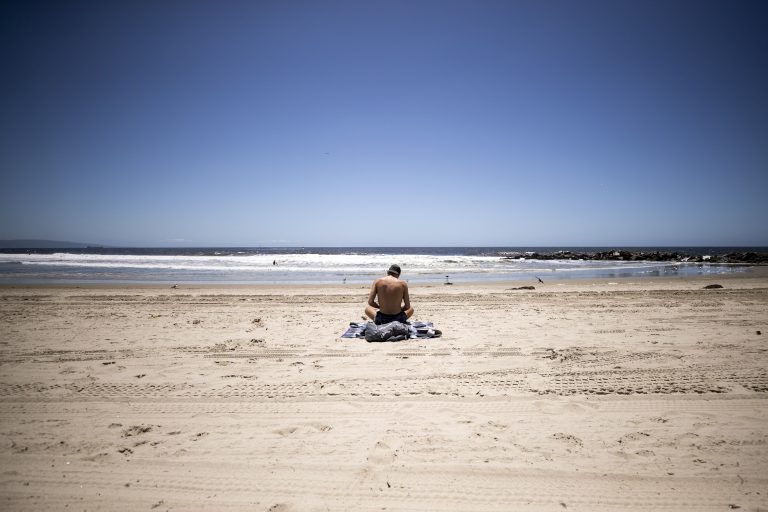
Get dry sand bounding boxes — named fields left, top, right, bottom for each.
left=1, top=269, right=767, bottom=511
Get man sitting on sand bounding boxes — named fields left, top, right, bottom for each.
left=365, top=264, right=414, bottom=325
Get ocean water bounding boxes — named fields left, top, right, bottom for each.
left=0, top=247, right=761, bottom=285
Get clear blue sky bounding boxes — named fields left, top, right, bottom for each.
left=1, top=0, right=766, bottom=247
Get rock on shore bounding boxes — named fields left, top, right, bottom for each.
left=501, top=250, right=768, bottom=264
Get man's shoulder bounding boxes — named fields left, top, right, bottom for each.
left=392, top=277, right=407, bottom=289
left=373, top=277, right=388, bottom=288
left=375, top=276, right=405, bottom=286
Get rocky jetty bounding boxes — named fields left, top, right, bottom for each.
left=500, top=250, right=768, bottom=264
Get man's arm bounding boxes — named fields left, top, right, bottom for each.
left=367, top=281, right=380, bottom=309
left=401, top=282, right=410, bottom=311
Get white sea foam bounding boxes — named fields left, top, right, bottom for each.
left=2, top=252, right=513, bottom=274
left=0, top=251, right=741, bottom=284
left=0, top=251, right=686, bottom=272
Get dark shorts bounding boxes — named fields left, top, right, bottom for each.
left=374, top=311, right=408, bottom=325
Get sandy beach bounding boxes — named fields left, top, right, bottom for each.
left=1, top=269, right=767, bottom=511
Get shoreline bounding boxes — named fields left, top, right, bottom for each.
left=1, top=264, right=766, bottom=292
left=3, top=249, right=765, bottom=290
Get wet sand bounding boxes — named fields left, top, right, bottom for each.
left=1, top=269, right=767, bottom=511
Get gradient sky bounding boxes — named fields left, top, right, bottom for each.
left=1, top=0, right=766, bottom=247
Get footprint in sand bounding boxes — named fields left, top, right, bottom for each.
left=121, top=425, right=152, bottom=437
left=273, top=424, right=332, bottom=436
left=274, top=426, right=299, bottom=436
left=552, top=432, right=584, bottom=449
left=266, top=504, right=294, bottom=512
left=367, top=441, right=396, bottom=465
left=617, top=432, right=651, bottom=445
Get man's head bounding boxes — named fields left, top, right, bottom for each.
left=387, top=264, right=401, bottom=277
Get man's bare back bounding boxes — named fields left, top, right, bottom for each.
left=369, top=275, right=409, bottom=315
left=365, top=264, right=414, bottom=323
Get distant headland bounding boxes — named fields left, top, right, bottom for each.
left=500, top=250, right=768, bottom=264
left=0, top=240, right=105, bottom=249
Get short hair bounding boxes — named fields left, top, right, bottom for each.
left=387, top=264, right=401, bottom=277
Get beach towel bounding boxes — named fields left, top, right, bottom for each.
left=341, top=321, right=442, bottom=342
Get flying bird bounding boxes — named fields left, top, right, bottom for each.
left=536, top=276, right=544, bottom=284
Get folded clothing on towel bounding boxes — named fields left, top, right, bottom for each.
left=365, top=321, right=410, bottom=342
left=341, top=321, right=442, bottom=341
